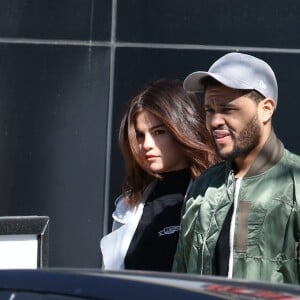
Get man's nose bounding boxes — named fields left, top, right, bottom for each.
left=207, top=113, right=225, bottom=129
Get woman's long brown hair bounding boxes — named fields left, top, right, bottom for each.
left=118, top=78, right=219, bottom=206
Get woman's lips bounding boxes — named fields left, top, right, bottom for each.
left=145, top=154, right=157, bottom=161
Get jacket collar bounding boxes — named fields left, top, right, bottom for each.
left=227, top=130, right=284, bottom=177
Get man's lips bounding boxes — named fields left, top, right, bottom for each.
left=213, top=130, right=231, bottom=144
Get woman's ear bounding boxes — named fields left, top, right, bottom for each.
left=259, top=98, right=276, bottom=124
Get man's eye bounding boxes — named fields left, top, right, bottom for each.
left=222, top=107, right=235, bottom=113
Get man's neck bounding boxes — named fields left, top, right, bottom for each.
left=233, top=132, right=271, bottom=178
left=234, top=152, right=260, bottom=178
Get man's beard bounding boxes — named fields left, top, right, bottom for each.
left=215, top=114, right=261, bottom=160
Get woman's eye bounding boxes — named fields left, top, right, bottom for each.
left=153, top=129, right=165, bottom=135
left=136, top=132, right=144, bottom=139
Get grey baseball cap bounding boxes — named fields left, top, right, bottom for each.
left=183, top=52, right=278, bottom=106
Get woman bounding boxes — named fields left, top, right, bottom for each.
left=100, top=78, right=218, bottom=271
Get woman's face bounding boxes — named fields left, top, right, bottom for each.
left=135, top=111, right=188, bottom=173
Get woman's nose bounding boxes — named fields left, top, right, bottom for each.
left=142, top=133, right=154, bottom=149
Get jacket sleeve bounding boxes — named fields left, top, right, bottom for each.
left=172, top=222, right=187, bottom=272
left=292, top=170, right=300, bottom=283
left=172, top=181, right=207, bottom=273
left=172, top=190, right=190, bottom=273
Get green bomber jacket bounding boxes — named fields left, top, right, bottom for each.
left=173, top=131, right=300, bottom=284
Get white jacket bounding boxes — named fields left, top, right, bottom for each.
left=100, top=182, right=156, bottom=270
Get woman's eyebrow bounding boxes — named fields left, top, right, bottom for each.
left=150, top=124, right=165, bottom=130
left=135, top=123, right=165, bottom=133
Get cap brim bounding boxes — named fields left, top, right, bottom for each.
left=183, top=71, right=255, bottom=92
left=183, top=71, right=210, bottom=92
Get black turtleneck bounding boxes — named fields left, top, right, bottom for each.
left=125, top=168, right=190, bottom=271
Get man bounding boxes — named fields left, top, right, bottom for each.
left=173, top=52, right=300, bottom=284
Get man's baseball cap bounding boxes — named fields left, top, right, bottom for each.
left=183, top=52, right=278, bottom=106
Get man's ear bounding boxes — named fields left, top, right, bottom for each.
left=259, top=98, right=276, bottom=124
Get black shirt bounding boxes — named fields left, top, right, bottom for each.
left=215, top=204, right=232, bottom=276
left=125, top=168, right=190, bottom=271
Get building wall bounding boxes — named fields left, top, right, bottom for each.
left=0, top=0, right=299, bottom=267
